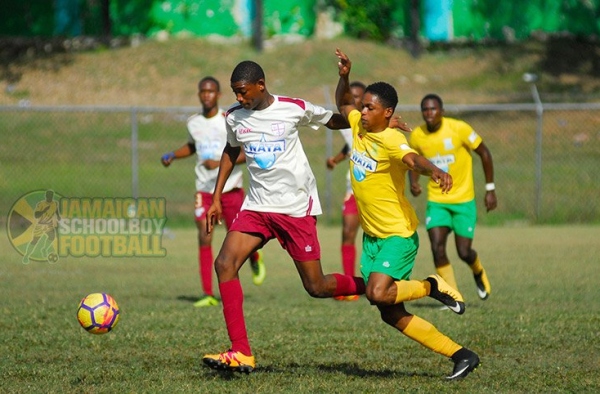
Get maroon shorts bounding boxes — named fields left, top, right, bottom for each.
left=230, top=210, right=321, bottom=262
left=342, top=193, right=358, bottom=216
left=195, top=188, right=244, bottom=229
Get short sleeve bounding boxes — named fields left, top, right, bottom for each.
left=302, top=101, right=333, bottom=130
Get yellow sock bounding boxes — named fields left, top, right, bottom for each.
left=436, top=263, right=458, bottom=291
left=402, top=315, right=462, bottom=358
left=395, top=280, right=428, bottom=304
left=469, top=255, right=483, bottom=275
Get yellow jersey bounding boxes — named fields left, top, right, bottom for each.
left=348, top=110, right=419, bottom=238
left=410, top=117, right=482, bottom=204
left=35, top=200, right=59, bottom=226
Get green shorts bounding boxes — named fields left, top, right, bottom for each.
left=360, top=232, right=419, bottom=281
left=425, top=200, right=476, bottom=239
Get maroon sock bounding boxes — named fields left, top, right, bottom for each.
left=332, top=273, right=366, bottom=296
left=219, top=279, right=252, bottom=356
left=341, top=244, right=356, bottom=276
left=199, top=246, right=213, bottom=296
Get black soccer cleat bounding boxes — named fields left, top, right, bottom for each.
left=426, top=275, right=465, bottom=315
left=447, top=348, right=480, bottom=380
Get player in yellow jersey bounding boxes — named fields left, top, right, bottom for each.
left=335, top=48, right=480, bottom=380
left=409, top=94, right=497, bottom=300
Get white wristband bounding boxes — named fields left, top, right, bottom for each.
left=485, top=183, right=496, bottom=192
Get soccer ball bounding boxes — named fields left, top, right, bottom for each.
left=77, top=293, right=120, bottom=334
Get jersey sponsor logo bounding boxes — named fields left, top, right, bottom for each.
left=429, top=153, right=455, bottom=173
left=350, top=150, right=377, bottom=182
left=443, top=138, right=454, bottom=150
left=198, top=140, right=221, bottom=160
left=245, top=138, right=286, bottom=169
left=238, top=127, right=252, bottom=134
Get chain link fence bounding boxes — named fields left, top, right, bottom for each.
left=1, top=102, right=599, bottom=228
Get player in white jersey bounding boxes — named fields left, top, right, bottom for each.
left=161, top=76, right=265, bottom=308
left=202, top=60, right=366, bottom=373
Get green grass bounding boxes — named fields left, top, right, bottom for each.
left=1, top=225, right=599, bottom=393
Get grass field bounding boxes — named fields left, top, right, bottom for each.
left=2, top=224, right=599, bottom=393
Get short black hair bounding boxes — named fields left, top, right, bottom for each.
left=231, top=60, right=265, bottom=84
left=350, top=81, right=366, bottom=91
left=421, top=93, right=443, bottom=109
left=199, top=76, right=220, bottom=91
left=366, top=82, right=398, bottom=111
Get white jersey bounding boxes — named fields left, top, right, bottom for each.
left=187, top=108, right=243, bottom=193
left=225, top=95, right=333, bottom=217
left=338, top=128, right=353, bottom=195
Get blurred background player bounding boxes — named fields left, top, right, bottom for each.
left=161, top=76, right=265, bottom=308
left=409, top=93, right=496, bottom=301
left=325, top=81, right=366, bottom=301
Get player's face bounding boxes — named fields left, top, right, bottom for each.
left=421, top=98, right=444, bottom=131
left=231, top=80, right=266, bottom=110
left=360, top=92, right=392, bottom=132
left=351, top=86, right=365, bottom=110
left=198, top=80, right=220, bottom=110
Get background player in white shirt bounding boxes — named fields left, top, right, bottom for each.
left=161, top=76, right=265, bottom=308
left=202, top=60, right=366, bottom=373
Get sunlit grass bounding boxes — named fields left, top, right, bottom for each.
left=1, top=225, right=599, bottom=393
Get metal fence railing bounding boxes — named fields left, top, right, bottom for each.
left=1, top=103, right=599, bottom=227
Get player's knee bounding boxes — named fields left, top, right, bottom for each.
left=213, top=254, right=238, bottom=278
left=365, top=284, right=389, bottom=304
left=457, top=248, right=475, bottom=262
left=304, top=284, right=329, bottom=298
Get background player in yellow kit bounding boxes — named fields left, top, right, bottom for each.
left=409, top=94, right=497, bottom=300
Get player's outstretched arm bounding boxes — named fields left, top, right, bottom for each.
left=161, top=143, right=195, bottom=167
left=474, top=142, right=497, bottom=212
left=335, top=48, right=356, bottom=120
left=327, top=144, right=350, bottom=170
left=403, top=153, right=453, bottom=194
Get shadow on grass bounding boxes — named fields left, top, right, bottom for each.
left=411, top=300, right=484, bottom=312
left=202, top=362, right=436, bottom=379
left=176, top=295, right=201, bottom=303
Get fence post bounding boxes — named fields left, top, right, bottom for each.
left=524, top=73, right=543, bottom=222
left=322, top=85, right=334, bottom=224
left=131, top=107, right=139, bottom=199
left=531, top=84, right=543, bottom=222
